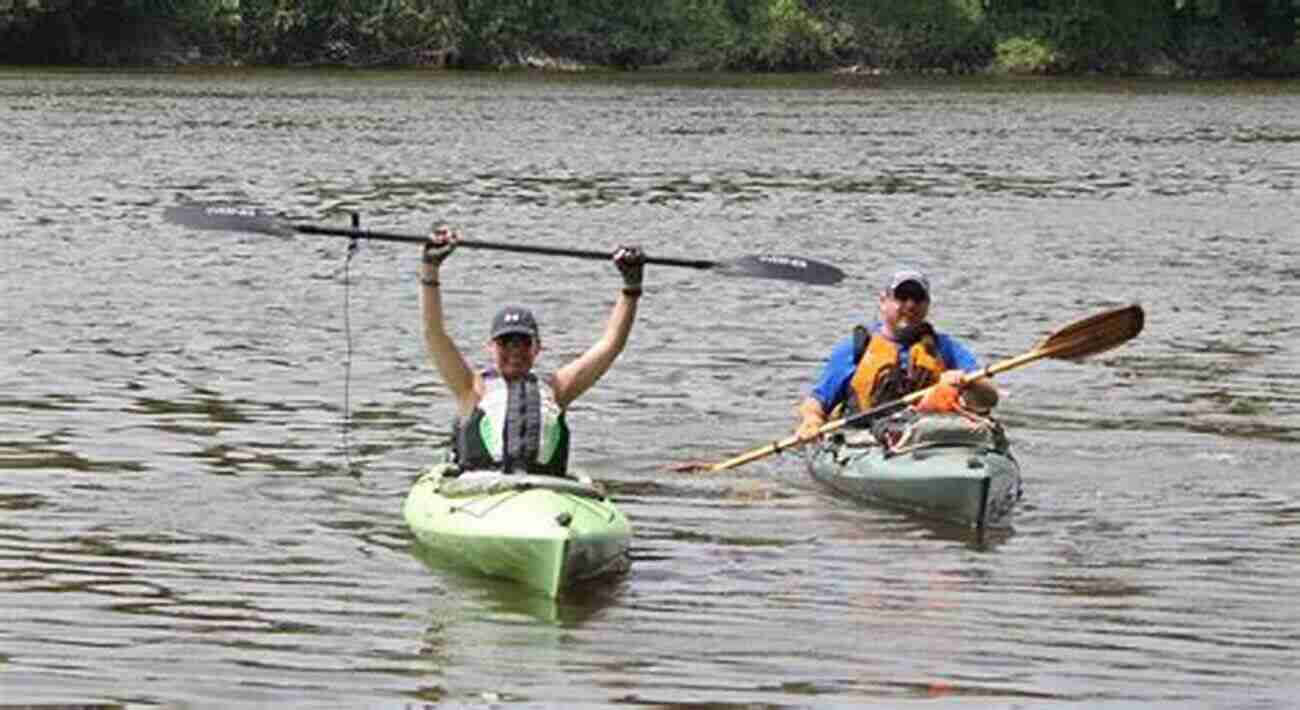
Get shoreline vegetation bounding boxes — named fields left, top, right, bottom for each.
left=1, top=1, right=1297, bottom=78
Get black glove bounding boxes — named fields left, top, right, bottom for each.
left=613, top=246, right=645, bottom=290
left=423, top=229, right=458, bottom=265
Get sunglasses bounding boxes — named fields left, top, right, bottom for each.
left=494, top=334, right=535, bottom=349
left=892, top=286, right=929, bottom=303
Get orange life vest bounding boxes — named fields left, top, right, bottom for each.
left=846, top=325, right=946, bottom=415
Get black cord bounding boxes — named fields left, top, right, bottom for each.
left=342, top=212, right=361, bottom=477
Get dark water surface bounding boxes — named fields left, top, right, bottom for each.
left=2, top=68, right=1299, bottom=707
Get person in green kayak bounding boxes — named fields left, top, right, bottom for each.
left=419, top=226, right=645, bottom=475
left=795, top=267, right=999, bottom=441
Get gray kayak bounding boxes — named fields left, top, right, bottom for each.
left=806, top=414, right=1023, bottom=530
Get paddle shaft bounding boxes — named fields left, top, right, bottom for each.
left=164, top=204, right=845, bottom=282
left=293, top=224, right=716, bottom=269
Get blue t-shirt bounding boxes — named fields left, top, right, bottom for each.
left=808, top=322, right=980, bottom=412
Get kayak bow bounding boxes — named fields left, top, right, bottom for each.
left=403, top=462, right=632, bottom=598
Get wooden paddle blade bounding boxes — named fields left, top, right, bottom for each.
left=664, top=460, right=711, bottom=473
left=712, top=254, right=845, bottom=285
left=1036, top=303, right=1145, bottom=361
left=164, top=204, right=296, bottom=238
left=699, top=430, right=812, bottom=474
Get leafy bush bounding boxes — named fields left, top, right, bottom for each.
left=696, top=0, right=845, bottom=71
left=232, top=0, right=458, bottom=66
left=993, top=36, right=1059, bottom=74
left=754, top=0, right=841, bottom=69
left=986, top=3, right=1173, bottom=74
left=833, top=0, right=993, bottom=73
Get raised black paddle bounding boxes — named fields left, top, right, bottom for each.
left=164, top=203, right=845, bottom=286
left=685, top=303, right=1146, bottom=473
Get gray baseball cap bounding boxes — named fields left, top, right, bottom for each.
left=489, top=305, right=539, bottom=340
left=885, top=268, right=930, bottom=299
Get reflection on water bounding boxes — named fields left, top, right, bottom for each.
left=1, top=68, right=1299, bottom=706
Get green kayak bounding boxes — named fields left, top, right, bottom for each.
left=403, top=462, right=632, bottom=599
left=807, top=414, right=1022, bottom=530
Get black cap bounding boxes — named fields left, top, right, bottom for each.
left=489, top=305, right=539, bottom=340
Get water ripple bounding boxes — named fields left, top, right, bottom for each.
left=2, top=68, right=1299, bottom=707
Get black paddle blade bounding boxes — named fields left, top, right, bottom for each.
left=713, top=254, right=845, bottom=285
left=163, top=204, right=296, bottom=238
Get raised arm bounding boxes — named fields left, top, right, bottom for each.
left=419, top=227, right=479, bottom=417
left=551, top=246, right=645, bottom=408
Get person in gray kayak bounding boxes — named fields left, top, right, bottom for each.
left=795, top=267, right=1000, bottom=441
left=419, top=226, right=645, bottom=475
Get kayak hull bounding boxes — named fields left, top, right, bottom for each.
left=807, top=431, right=1022, bottom=530
left=403, top=465, right=632, bottom=598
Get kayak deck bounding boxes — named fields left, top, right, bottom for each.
left=403, top=464, right=631, bottom=598
left=807, top=416, right=1023, bottom=530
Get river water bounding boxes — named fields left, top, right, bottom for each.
left=2, top=68, right=1298, bottom=707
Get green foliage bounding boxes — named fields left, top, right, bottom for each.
left=1166, top=0, right=1298, bottom=76
left=994, top=35, right=1060, bottom=74
left=441, top=0, right=684, bottom=68
left=753, top=0, right=841, bottom=70
left=1166, top=13, right=1264, bottom=76
left=986, top=0, right=1176, bottom=74
left=1, top=0, right=1296, bottom=74
left=0, top=0, right=190, bottom=63
left=713, top=0, right=844, bottom=70
left=832, top=0, right=993, bottom=72
left=520, top=0, right=688, bottom=69
left=231, top=0, right=458, bottom=65
left=1264, top=45, right=1300, bottom=77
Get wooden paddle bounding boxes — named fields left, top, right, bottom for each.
left=163, top=203, right=846, bottom=286
left=685, top=303, right=1145, bottom=473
